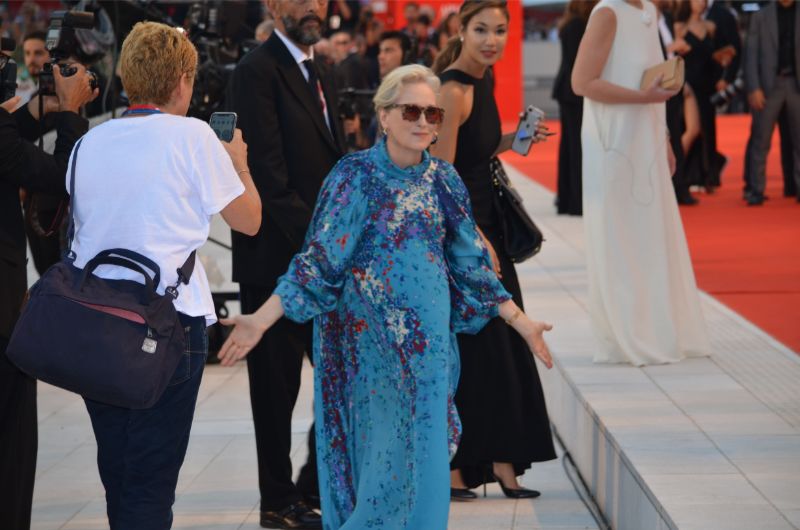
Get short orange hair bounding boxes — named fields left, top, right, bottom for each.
left=119, top=22, right=198, bottom=106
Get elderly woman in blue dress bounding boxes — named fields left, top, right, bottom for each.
left=218, top=64, right=553, bottom=530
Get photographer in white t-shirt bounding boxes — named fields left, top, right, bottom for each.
left=67, top=22, right=261, bottom=529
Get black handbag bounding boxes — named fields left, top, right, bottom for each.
left=489, top=157, right=544, bottom=263
left=7, top=138, right=196, bottom=409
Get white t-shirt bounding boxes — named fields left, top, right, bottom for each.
left=67, top=113, right=245, bottom=324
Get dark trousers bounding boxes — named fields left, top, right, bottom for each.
left=779, top=110, right=797, bottom=196
left=556, top=101, right=583, bottom=215
left=84, top=314, right=207, bottom=530
left=0, top=337, right=37, bottom=530
left=747, top=77, right=800, bottom=197
left=240, top=284, right=317, bottom=512
left=744, top=100, right=798, bottom=197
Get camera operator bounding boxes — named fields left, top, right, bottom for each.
left=0, top=61, right=96, bottom=530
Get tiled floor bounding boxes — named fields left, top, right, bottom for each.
left=32, top=359, right=599, bottom=530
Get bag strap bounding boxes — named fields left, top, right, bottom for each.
left=65, top=137, right=85, bottom=258
left=80, top=255, right=157, bottom=295
left=63, top=137, right=197, bottom=300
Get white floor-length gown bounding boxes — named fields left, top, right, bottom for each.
left=581, top=0, right=711, bottom=366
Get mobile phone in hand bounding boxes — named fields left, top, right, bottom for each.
left=209, top=112, right=237, bottom=142
left=511, top=105, right=545, bottom=156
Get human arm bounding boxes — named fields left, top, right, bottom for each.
left=498, top=301, right=553, bottom=368
left=429, top=79, right=467, bottom=163
left=217, top=160, right=368, bottom=364
left=572, top=7, right=679, bottom=104
left=437, top=163, right=553, bottom=367
left=743, top=12, right=763, bottom=111
left=219, top=128, right=262, bottom=236
left=0, top=104, right=88, bottom=194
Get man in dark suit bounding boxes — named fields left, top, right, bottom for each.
left=743, top=0, right=800, bottom=206
left=0, top=66, right=93, bottom=530
left=226, top=0, right=345, bottom=527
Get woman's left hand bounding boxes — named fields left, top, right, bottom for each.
left=523, top=321, right=554, bottom=369
left=532, top=122, right=552, bottom=144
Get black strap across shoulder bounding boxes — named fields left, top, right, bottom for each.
left=64, top=138, right=196, bottom=298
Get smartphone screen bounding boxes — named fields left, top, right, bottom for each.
left=209, top=112, right=237, bottom=142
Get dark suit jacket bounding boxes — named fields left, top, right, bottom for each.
left=0, top=107, right=88, bottom=338
left=227, top=33, right=346, bottom=288
left=744, top=1, right=800, bottom=96
left=706, top=2, right=743, bottom=84
left=552, top=18, right=586, bottom=105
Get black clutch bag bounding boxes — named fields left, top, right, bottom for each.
left=489, top=157, right=544, bottom=263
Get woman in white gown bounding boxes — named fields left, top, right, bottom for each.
left=572, top=0, right=711, bottom=366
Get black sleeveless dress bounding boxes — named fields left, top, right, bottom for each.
left=683, top=30, right=720, bottom=189
left=438, top=69, right=556, bottom=488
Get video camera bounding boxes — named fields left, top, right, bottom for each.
left=0, top=30, right=17, bottom=104
left=39, top=9, right=99, bottom=96
left=710, top=77, right=744, bottom=109
left=338, top=88, right=376, bottom=121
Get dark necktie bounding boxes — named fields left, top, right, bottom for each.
left=302, top=59, right=325, bottom=113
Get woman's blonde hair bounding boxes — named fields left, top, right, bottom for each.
left=373, top=64, right=441, bottom=113
left=119, top=22, right=198, bottom=106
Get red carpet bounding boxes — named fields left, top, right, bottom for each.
left=501, top=115, right=800, bottom=354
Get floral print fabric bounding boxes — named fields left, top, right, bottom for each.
left=275, top=139, right=511, bottom=529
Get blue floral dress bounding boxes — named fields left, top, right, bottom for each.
left=274, top=139, right=511, bottom=530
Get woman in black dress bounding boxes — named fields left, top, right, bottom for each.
left=552, top=0, right=596, bottom=215
left=431, top=0, right=556, bottom=501
left=672, top=0, right=718, bottom=191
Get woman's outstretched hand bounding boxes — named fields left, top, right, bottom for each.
left=217, top=314, right=268, bottom=366
left=522, top=321, right=554, bottom=369
left=499, top=301, right=554, bottom=369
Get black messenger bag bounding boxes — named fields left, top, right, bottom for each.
left=7, top=138, right=196, bottom=409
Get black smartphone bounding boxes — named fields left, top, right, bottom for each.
left=511, top=105, right=545, bottom=156
left=209, top=111, right=237, bottom=142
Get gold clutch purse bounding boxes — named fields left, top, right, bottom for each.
left=640, top=56, right=685, bottom=91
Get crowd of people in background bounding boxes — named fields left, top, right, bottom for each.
left=553, top=0, right=798, bottom=211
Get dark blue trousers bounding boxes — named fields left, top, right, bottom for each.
left=84, top=314, right=207, bottom=530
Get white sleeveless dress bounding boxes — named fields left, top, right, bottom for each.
left=581, top=0, right=711, bottom=366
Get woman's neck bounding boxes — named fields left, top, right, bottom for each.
left=450, top=54, right=487, bottom=79
left=385, top=136, right=422, bottom=169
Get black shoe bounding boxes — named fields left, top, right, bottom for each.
left=747, top=194, right=765, bottom=206
left=450, top=487, right=478, bottom=501
left=303, top=493, right=321, bottom=510
left=492, top=473, right=541, bottom=499
left=260, top=502, right=321, bottom=529
left=678, top=196, right=699, bottom=206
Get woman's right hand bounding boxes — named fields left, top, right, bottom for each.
left=222, top=128, right=249, bottom=173
left=642, top=74, right=681, bottom=104
left=217, top=313, right=268, bottom=366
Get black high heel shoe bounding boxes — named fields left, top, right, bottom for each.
left=450, top=487, right=477, bottom=501
left=492, top=473, right=541, bottom=499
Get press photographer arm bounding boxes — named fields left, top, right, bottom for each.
left=0, top=65, right=95, bottom=192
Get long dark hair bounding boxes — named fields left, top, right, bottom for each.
left=558, top=0, right=597, bottom=32
left=432, top=0, right=510, bottom=74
